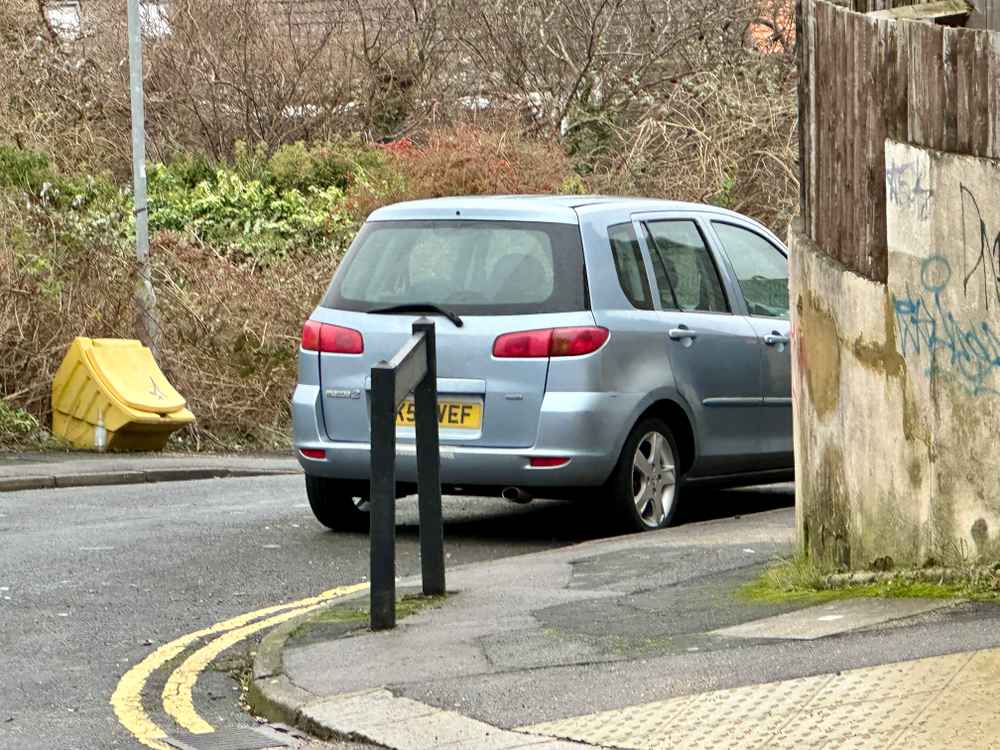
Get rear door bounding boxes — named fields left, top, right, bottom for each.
left=635, top=214, right=765, bottom=475
left=707, top=219, right=792, bottom=468
left=312, top=218, right=591, bottom=448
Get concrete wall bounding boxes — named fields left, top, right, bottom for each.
left=790, top=141, right=1000, bottom=569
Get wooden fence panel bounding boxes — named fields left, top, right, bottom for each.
left=942, top=28, right=961, bottom=152
left=956, top=29, right=991, bottom=154
left=863, top=18, right=885, bottom=272
left=991, top=32, right=1000, bottom=158
left=800, top=0, right=1000, bottom=282
left=797, top=0, right=814, bottom=233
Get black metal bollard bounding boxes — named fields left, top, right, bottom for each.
left=412, top=320, right=445, bottom=596
left=368, top=318, right=446, bottom=630
left=369, top=363, right=397, bottom=631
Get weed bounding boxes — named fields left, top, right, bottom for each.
left=743, top=554, right=1000, bottom=604
left=208, top=648, right=256, bottom=713
left=711, top=175, right=738, bottom=209
left=289, top=592, right=449, bottom=642
left=0, top=401, right=58, bottom=449
left=0, top=401, right=40, bottom=436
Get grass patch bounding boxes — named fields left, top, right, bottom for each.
left=289, top=591, right=449, bottom=643
left=741, top=554, right=1000, bottom=605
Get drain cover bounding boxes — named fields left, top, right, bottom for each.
left=164, top=727, right=295, bottom=750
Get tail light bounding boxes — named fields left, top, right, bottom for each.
left=301, top=320, right=364, bottom=354
left=492, top=329, right=552, bottom=358
left=550, top=327, right=610, bottom=356
left=530, top=456, right=570, bottom=468
left=493, top=327, right=609, bottom=358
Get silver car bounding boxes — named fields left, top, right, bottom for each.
left=293, top=196, right=792, bottom=532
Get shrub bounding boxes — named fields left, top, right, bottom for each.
left=159, top=151, right=216, bottom=189
left=267, top=141, right=314, bottom=192
left=269, top=138, right=397, bottom=193
left=346, top=125, right=580, bottom=220
left=147, top=167, right=351, bottom=264
left=404, top=126, right=576, bottom=196
left=0, top=145, right=53, bottom=193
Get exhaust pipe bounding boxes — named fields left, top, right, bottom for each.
left=501, top=486, right=533, bottom=504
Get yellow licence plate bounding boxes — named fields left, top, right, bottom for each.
left=395, top=399, right=483, bottom=430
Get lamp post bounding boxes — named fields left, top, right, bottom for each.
left=127, top=0, right=159, bottom=354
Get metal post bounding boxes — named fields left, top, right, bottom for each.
left=127, top=0, right=159, bottom=355
left=369, top=363, right=397, bottom=630
left=412, top=320, right=445, bottom=596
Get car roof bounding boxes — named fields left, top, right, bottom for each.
left=366, top=195, right=754, bottom=225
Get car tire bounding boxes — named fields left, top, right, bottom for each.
left=608, top=418, right=683, bottom=532
left=305, top=475, right=370, bottom=532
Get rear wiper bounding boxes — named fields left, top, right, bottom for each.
left=368, top=303, right=464, bottom=327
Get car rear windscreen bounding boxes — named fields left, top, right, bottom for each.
left=321, top=220, right=588, bottom=315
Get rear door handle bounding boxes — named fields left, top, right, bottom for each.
left=668, top=327, right=698, bottom=341
left=764, top=333, right=790, bottom=346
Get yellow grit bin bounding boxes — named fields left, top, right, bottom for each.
left=51, top=338, right=195, bottom=451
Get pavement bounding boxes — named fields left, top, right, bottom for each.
left=0, top=450, right=301, bottom=491
left=249, top=496, right=1000, bottom=749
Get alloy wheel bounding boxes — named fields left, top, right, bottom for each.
left=631, top=431, right=677, bottom=528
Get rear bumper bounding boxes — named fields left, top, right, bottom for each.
left=292, top=385, right=634, bottom=487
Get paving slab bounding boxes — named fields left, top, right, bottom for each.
left=298, top=691, right=591, bottom=749
left=521, top=648, right=1000, bottom=750
left=711, top=597, right=960, bottom=640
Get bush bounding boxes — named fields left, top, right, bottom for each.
left=346, top=125, right=580, bottom=220
left=159, top=151, right=217, bottom=189
left=0, top=145, right=53, bottom=193
left=268, top=138, right=396, bottom=193
left=147, top=165, right=352, bottom=264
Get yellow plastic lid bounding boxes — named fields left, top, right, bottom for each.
left=83, top=339, right=188, bottom=414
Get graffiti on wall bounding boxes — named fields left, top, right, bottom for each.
left=960, top=185, right=1000, bottom=311
left=894, top=255, right=1000, bottom=396
left=886, top=158, right=932, bottom=220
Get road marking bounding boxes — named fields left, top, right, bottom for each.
left=163, top=603, right=325, bottom=733
left=111, top=582, right=368, bottom=749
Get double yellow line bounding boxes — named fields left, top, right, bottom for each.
left=111, top=582, right=368, bottom=749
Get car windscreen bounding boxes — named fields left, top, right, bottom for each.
left=321, top=219, right=588, bottom=315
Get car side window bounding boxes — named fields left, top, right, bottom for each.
left=608, top=223, right=653, bottom=310
left=712, top=222, right=789, bottom=319
left=645, top=220, right=729, bottom=313
left=638, top=224, right=678, bottom=310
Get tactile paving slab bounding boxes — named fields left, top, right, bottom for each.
left=520, top=648, right=1000, bottom=749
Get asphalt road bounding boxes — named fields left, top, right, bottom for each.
left=0, top=474, right=794, bottom=750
